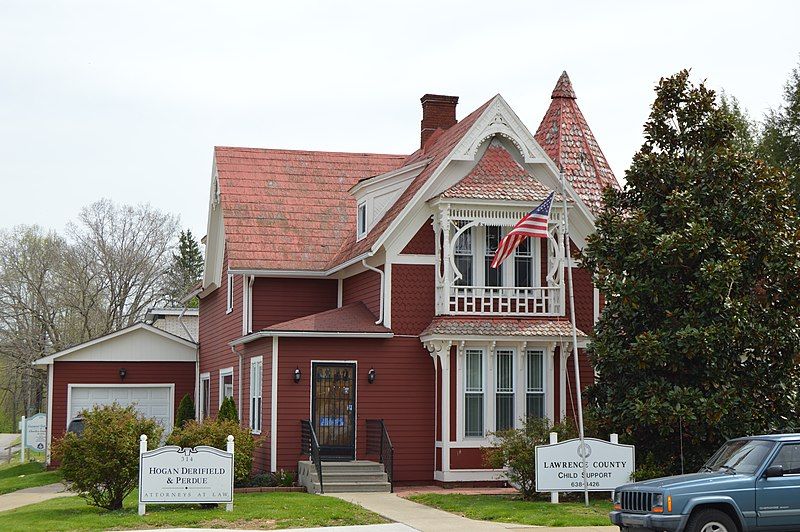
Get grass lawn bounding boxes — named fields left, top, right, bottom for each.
left=407, top=493, right=613, bottom=527
left=0, top=490, right=387, bottom=531
left=0, top=461, right=62, bottom=495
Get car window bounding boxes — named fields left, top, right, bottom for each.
left=770, top=443, right=800, bottom=475
left=703, top=439, right=775, bottom=474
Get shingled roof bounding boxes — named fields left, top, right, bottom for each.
left=534, top=72, right=618, bottom=214
left=420, top=317, right=587, bottom=339
left=440, top=140, right=555, bottom=202
left=215, top=148, right=405, bottom=271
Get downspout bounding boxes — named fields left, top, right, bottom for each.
left=361, top=259, right=384, bottom=325
left=231, top=345, right=243, bottom=422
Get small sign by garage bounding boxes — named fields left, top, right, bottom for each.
left=138, top=434, right=234, bottom=515
left=535, top=437, right=635, bottom=492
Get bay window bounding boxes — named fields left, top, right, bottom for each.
left=464, top=349, right=484, bottom=437
left=495, top=349, right=514, bottom=431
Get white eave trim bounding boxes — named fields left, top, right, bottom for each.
left=229, top=251, right=375, bottom=278
left=349, top=158, right=432, bottom=195
left=32, top=322, right=198, bottom=366
left=230, top=330, right=394, bottom=346
left=420, top=333, right=588, bottom=347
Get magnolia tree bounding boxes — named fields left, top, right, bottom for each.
left=583, top=70, right=800, bottom=475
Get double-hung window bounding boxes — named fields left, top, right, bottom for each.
left=249, top=356, right=263, bottom=433
left=464, top=349, right=484, bottom=437
left=219, top=368, right=234, bottom=406
left=484, top=226, right=503, bottom=287
left=495, top=349, right=515, bottom=431
left=454, top=225, right=473, bottom=286
left=199, top=373, right=211, bottom=420
left=226, top=273, right=234, bottom=314
left=515, top=238, right=534, bottom=287
left=526, top=350, right=545, bottom=419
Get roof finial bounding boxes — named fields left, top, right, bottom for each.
left=551, top=71, right=576, bottom=99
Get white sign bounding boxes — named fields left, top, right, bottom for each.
left=139, top=438, right=234, bottom=512
left=23, top=413, right=47, bottom=452
left=535, top=437, right=635, bottom=492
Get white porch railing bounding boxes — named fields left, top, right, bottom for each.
left=447, top=286, right=562, bottom=316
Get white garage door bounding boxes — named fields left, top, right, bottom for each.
left=68, top=385, right=173, bottom=432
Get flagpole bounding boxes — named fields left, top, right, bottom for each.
left=560, top=170, right=589, bottom=508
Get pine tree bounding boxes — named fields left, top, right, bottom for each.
left=759, top=58, right=800, bottom=203
left=218, top=396, right=239, bottom=423
left=164, top=229, right=204, bottom=307
left=583, top=70, right=800, bottom=474
left=175, top=394, right=196, bottom=428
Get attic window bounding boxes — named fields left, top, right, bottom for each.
left=357, top=202, right=367, bottom=239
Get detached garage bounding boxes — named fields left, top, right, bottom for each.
left=33, top=322, right=197, bottom=463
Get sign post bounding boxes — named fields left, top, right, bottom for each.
left=18, top=413, right=47, bottom=464
left=138, top=434, right=234, bottom=516
left=536, top=435, right=634, bottom=494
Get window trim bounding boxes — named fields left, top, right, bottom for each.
left=199, top=372, right=211, bottom=420
left=219, top=367, right=234, bottom=408
left=463, top=348, right=485, bottom=438
left=357, top=201, right=367, bottom=240
left=249, top=356, right=263, bottom=434
left=226, top=273, right=234, bottom=314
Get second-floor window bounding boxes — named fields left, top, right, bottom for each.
left=485, top=226, right=503, bottom=287
left=515, top=238, right=534, bottom=287
left=454, top=225, right=473, bottom=286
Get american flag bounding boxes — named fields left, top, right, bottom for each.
left=490, top=191, right=555, bottom=269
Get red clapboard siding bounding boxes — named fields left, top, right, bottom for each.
left=450, top=447, right=486, bottom=469
left=342, top=269, right=381, bottom=318
left=251, top=278, right=338, bottom=329
left=401, top=219, right=436, bottom=255
left=51, top=361, right=195, bottom=443
left=199, top=248, right=243, bottom=415
left=275, top=336, right=435, bottom=482
left=391, top=264, right=435, bottom=335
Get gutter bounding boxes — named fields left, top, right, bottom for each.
left=230, top=330, right=394, bottom=347
left=361, top=259, right=384, bottom=325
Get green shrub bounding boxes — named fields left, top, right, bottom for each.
left=483, top=417, right=577, bottom=500
left=218, top=396, right=239, bottom=423
left=167, top=418, right=255, bottom=484
left=273, top=469, right=295, bottom=487
left=175, top=394, right=196, bottom=428
left=53, top=404, right=162, bottom=510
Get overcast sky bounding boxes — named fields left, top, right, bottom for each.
left=1, top=1, right=798, bottom=240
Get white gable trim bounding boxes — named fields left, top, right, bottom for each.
left=371, top=95, right=598, bottom=255
left=202, top=158, right=225, bottom=292
left=32, top=323, right=197, bottom=366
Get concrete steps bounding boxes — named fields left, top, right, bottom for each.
left=298, top=460, right=391, bottom=494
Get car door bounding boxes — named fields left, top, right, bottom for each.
left=756, top=442, right=800, bottom=529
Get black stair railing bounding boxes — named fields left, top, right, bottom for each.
left=366, top=419, right=394, bottom=492
left=300, top=419, right=324, bottom=494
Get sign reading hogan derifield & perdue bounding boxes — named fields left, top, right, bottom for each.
left=535, top=437, right=635, bottom=492
left=139, top=445, right=234, bottom=505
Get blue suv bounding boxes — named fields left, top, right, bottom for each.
left=610, top=434, right=800, bottom=532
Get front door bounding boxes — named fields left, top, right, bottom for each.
left=311, top=362, right=356, bottom=461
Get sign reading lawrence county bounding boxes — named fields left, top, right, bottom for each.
left=24, top=413, right=47, bottom=452
left=139, top=445, right=233, bottom=504
left=535, top=437, right=635, bottom=492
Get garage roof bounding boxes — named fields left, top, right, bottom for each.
left=33, top=322, right=197, bottom=366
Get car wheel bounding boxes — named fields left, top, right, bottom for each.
left=687, top=508, right=738, bottom=532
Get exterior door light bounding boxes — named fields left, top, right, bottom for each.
left=367, top=368, right=376, bottom=384
left=293, top=367, right=301, bottom=383
left=119, top=367, right=127, bottom=381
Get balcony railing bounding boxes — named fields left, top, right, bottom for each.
left=447, top=285, right=561, bottom=316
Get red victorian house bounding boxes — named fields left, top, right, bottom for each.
left=197, top=72, right=618, bottom=490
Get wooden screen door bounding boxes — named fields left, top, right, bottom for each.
left=311, top=362, right=356, bottom=460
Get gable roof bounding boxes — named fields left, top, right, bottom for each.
left=264, top=302, right=390, bottom=334
left=215, top=148, right=406, bottom=271
left=534, top=72, right=619, bottom=214
left=440, top=141, right=554, bottom=202
left=32, top=322, right=197, bottom=366
left=325, top=97, right=495, bottom=269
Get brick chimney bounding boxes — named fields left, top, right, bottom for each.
left=420, top=94, right=459, bottom=148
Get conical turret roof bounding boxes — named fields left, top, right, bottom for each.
left=534, top=72, right=618, bottom=213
